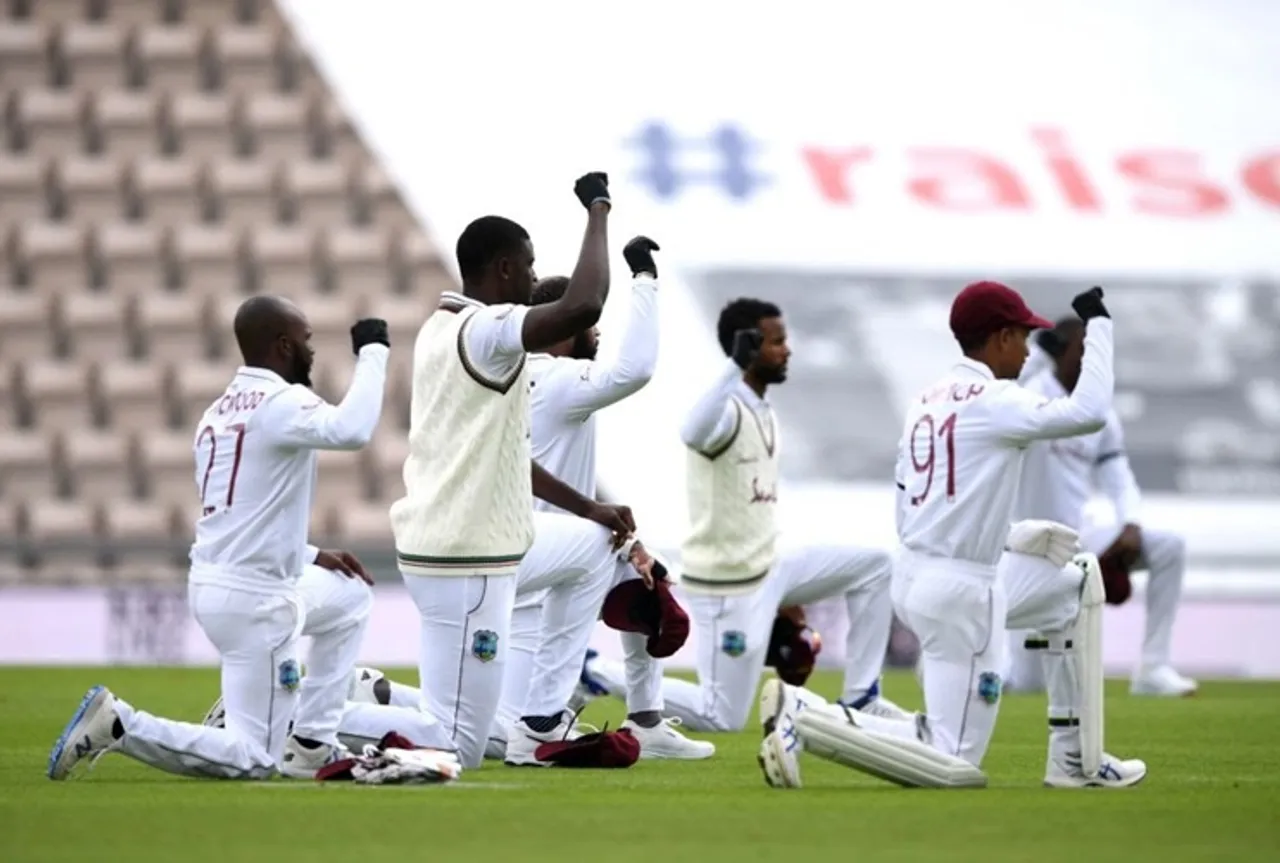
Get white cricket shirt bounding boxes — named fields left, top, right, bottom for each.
left=529, top=275, right=659, bottom=511
left=188, top=345, right=389, bottom=596
left=894, top=318, right=1115, bottom=569
left=1015, top=370, right=1143, bottom=529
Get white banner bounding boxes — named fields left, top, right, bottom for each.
left=2, top=584, right=1277, bottom=678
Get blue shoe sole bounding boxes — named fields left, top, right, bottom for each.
left=47, top=685, right=105, bottom=780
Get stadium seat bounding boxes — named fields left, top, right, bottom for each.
left=132, top=156, right=202, bottom=225
left=325, top=227, right=391, bottom=303
left=0, top=155, right=50, bottom=223
left=15, top=90, right=86, bottom=159
left=97, top=221, right=166, bottom=291
left=357, top=163, right=415, bottom=233
left=292, top=289, right=358, bottom=365
left=61, top=428, right=135, bottom=502
left=137, top=430, right=195, bottom=508
left=58, top=157, right=126, bottom=226
left=207, top=158, right=278, bottom=228
left=104, top=0, right=170, bottom=29
left=0, top=559, right=27, bottom=587
left=17, top=222, right=87, bottom=293
left=20, top=358, right=93, bottom=430
left=24, top=499, right=103, bottom=568
left=0, top=291, right=53, bottom=362
left=399, top=228, right=449, bottom=296
left=97, top=358, right=172, bottom=433
left=173, top=223, right=241, bottom=297
left=282, top=160, right=348, bottom=227
left=212, top=25, right=277, bottom=100
left=0, top=23, right=51, bottom=91
left=170, top=92, right=240, bottom=161
left=0, top=360, right=18, bottom=428
left=176, top=0, right=248, bottom=30
left=30, top=0, right=92, bottom=25
left=136, top=24, right=206, bottom=95
left=136, top=291, right=210, bottom=362
left=367, top=293, right=428, bottom=375
left=61, top=22, right=129, bottom=95
left=315, top=447, right=370, bottom=504
left=102, top=499, right=179, bottom=567
left=247, top=224, right=315, bottom=295
left=335, top=500, right=394, bottom=546
left=244, top=92, right=311, bottom=162
left=172, top=361, right=232, bottom=426
left=93, top=91, right=162, bottom=158
left=319, top=96, right=361, bottom=165
left=61, top=290, right=131, bottom=361
left=0, top=430, right=57, bottom=501
left=370, top=428, right=409, bottom=501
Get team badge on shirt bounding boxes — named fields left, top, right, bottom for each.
left=278, top=659, right=301, bottom=692
left=977, top=671, right=1002, bottom=705
left=472, top=630, right=499, bottom=663
left=721, top=630, right=747, bottom=657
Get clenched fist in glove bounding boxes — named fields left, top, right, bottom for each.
left=1006, top=519, right=1082, bottom=568
left=622, top=236, right=660, bottom=278
left=1071, top=286, right=1109, bottom=321
left=574, top=172, right=610, bottom=210
left=350, top=319, right=390, bottom=354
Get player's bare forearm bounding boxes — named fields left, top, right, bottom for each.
left=531, top=460, right=595, bottom=518
left=521, top=204, right=610, bottom=351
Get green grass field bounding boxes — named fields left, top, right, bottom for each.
left=2, top=668, right=1277, bottom=863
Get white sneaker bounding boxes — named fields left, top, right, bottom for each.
left=504, top=710, right=595, bottom=767
left=202, top=695, right=225, bottom=728
left=756, top=678, right=803, bottom=789
left=47, top=686, right=122, bottom=780
left=1131, top=665, right=1198, bottom=697
left=1044, top=751, right=1147, bottom=788
left=348, top=667, right=392, bottom=705
left=621, top=717, right=715, bottom=760
left=279, top=737, right=350, bottom=779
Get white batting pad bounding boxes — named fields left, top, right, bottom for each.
left=794, top=711, right=987, bottom=789
left=1073, top=552, right=1105, bottom=778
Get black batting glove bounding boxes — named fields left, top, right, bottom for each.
left=573, top=172, right=611, bottom=210
left=1071, top=286, right=1110, bottom=321
left=731, top=328, right=762, bottom=370
left=350, top=319, right=390, bottom=354
left=622, top=236, right=660, bottom=278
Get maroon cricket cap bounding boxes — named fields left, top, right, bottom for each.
left=949, top=281, right=1054, bottom=342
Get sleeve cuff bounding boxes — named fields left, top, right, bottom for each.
left=305, top=544, right=320, bottom=564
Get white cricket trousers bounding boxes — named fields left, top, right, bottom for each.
left=496, top=515, right=655, bottom=739
left=499, top=512, right=622, bottom=724
left=296, top=565, right=451, bottom=751
left=401, top=572, right=517, bottom=769
left=1004, top=526, right=1187, bottom=689
left=113, top=583, right=304, bottom=778
left=891, top=550, right=1006, bottom=768
left=662, top=544, right=894, bottom=732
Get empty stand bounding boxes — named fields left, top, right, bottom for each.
left=62, top=427, right=135, bottom=501
left=58, top=156, right=125, bottom=225
left=20, top=358, right=94, bottom=430
left=0, top=290, right=54, bottom=361
left=0, top=155, right=49, bottom=222
left=2, top=0, right=455, bottom=579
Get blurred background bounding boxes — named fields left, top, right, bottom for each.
left=1, top=0, right=1277, bottom=676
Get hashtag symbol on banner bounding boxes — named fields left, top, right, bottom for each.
left=627, top=121, right=768, bottom=201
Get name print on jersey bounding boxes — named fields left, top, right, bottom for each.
left=196, top=389, right=266, bottom=517
left=750, top=477, right=778, bottom=504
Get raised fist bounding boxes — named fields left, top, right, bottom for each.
left=1071, top=286, right=1109, bottom=321
left=573, top=172, right=610, bottom=211
left=622, top=236, right=660, bottom=277
left=350, top=319, right=390, bottom=354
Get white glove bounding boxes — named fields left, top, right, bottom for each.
left=1006, top=520, right=1081, bottom=569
